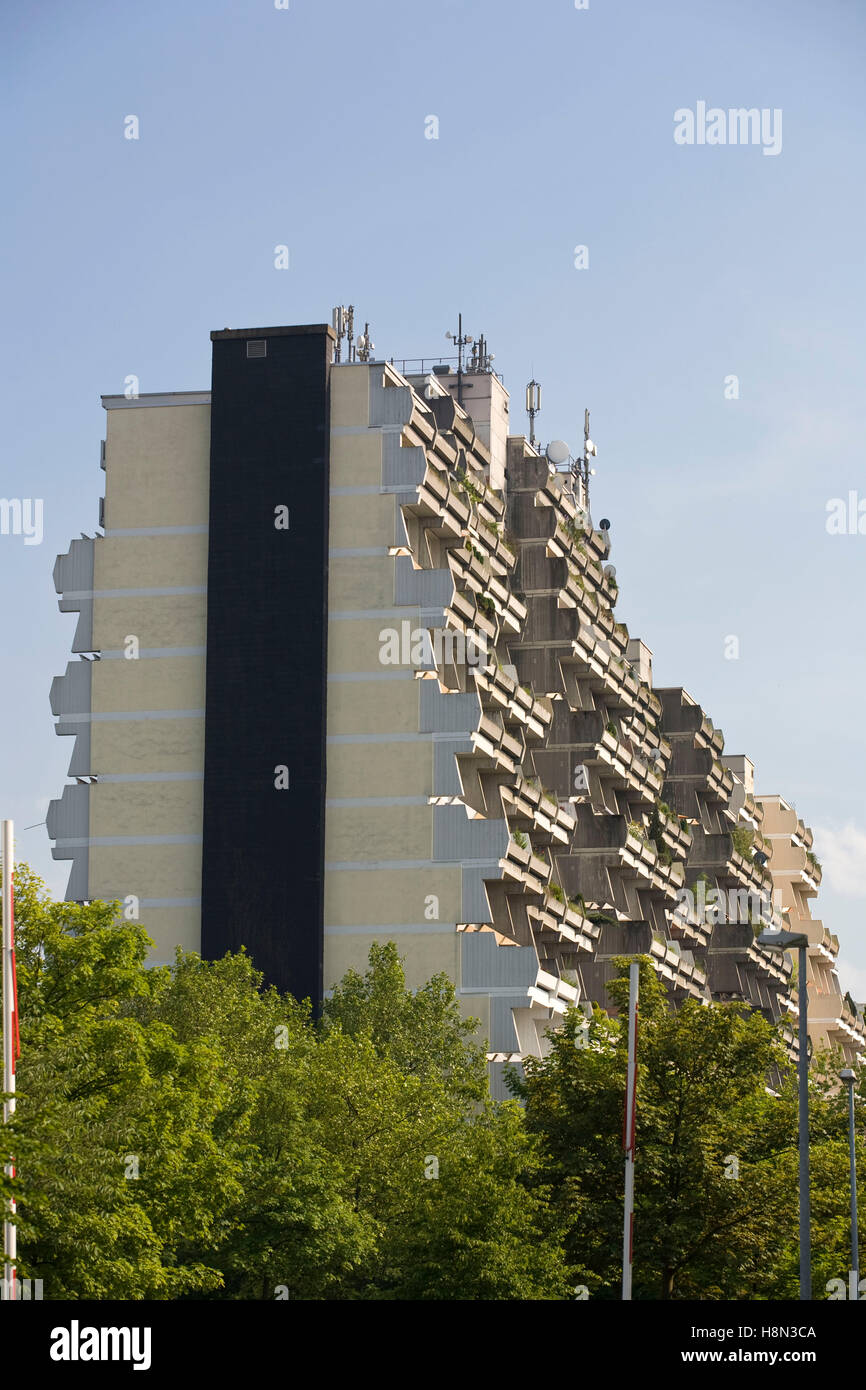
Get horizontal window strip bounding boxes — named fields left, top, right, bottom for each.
left=331, top=425, right=402, bottom=435
left=103, top=526, right=209, bottom=536
left=328, top=547, right=389, bottom=558
left=99, top=647, right=206, bottom=659
left=325, top=858, right=499, bottom=871
left=59, top=709, right=205, bottom=723
left=101, top=897, right=202, bottom=908
left=327, top=732, right=470, bottom=744
left=325, top=796, right=428, bottom=808
left=54, top=834, right=203, bottom=847
left=329, top=608, right=420, bottom=620
left=97, top=772, right=204, bottom=783
left=325, top=923, right=459, bottom=936
left=61, top=586, right=207, bottom=599
left=327, top=671, right=410, bottom=682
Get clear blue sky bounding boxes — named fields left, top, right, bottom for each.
left=2, top=0, right=864, bottom=992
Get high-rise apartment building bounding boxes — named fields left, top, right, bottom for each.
left=47, top=318, right=864, bottom=1088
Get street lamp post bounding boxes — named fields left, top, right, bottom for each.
left=839, top=1068, right=859, bottom=1298
left=757, top=929, right=811, bottom=1300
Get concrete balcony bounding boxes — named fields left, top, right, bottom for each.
left=809, top=991, right=866, bottom=1041
left=688, top=830, right=772, bottom=898
left=804, top=918, right=839, bottom=963
left=578, top=918, right=709, bottom=1005
left=654, top=805, right=693, bottom=857
left=472, top=666, right=551, bottom=740
left=500, top=778, right=575, bottom=847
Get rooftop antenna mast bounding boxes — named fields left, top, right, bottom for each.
left=573, top=407, right=597, bottom=510
left=526, top=379, right=541, bottom=446
left=445, top=313, right=474, bottom=406
left=331, top=304, right=355, bottom=363
left=356, top=322, right=374, bottom=362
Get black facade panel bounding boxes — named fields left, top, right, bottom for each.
left=201, top=326, right=332, bottom=1004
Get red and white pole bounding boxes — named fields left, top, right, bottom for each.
left=2, top=820, right=18, bottom=1301
left=621, top=960, right=639, bottom=1301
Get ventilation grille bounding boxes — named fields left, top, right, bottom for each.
left=246, top=339, right=267, bottom=359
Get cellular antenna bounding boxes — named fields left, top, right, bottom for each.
left=357, top=322, right=374, bottom=362
left=573, top=407, right=597, bottom=509
left=526, top=379, right=541, bottom=446
left=445, top=313, right=474, bottom=406
left=332, top=305, right=361, bottom=362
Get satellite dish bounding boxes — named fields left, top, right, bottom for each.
left=603, top=564, right=616, bottom=580
left=546, top=440, right=571, bottom=467
left=599, top=518, right=611, bottom=531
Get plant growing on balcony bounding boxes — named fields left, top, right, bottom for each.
left=548, top=882, right=564, bottom=904
left=476, top=593, right=496, bottom=615
left=454, top=469, right=483, bottom=505
left=805, top=849, right=822, bottom=874
left=511, top=830, right=528, bottom=850
left=605, top=720, right=617, bottom=738
left=627, top=820, right=647, bottom=844
left=649, top=804, right=674, bottom=864
left=731, top=825, right=755, bottom=859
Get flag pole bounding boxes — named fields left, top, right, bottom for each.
left=2, top=820, right=17, bottom=1301
left=622, top=959, right=639, bottom=1300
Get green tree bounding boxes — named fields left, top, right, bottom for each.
left=3, top=874, right=570, bottom=1299
left=319, top=942, right=568, bottom=1299
left=4, top=865, right=231, bottom=1298
left=511, top=956, right=862, bottom=1300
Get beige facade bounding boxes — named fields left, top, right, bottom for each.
left=758, top=795, right=866, bottom=1062
left=48, top=327, right=864, bottom=1087
left=49, top=394, right=210, bottom=962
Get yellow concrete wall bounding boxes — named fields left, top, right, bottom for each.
left=329, top=365, right=370, bottom=429
left=329, top=495, right=394, bottom=549
left=85, top=401, right=210, bottom=962
left=324, top=369, right=459, bottom=993
left=325, top=741, right=432, bottom=799
left=326, top=678, right=420, bottom=736
left=89, top=843, right=202, bottom=900
left=326, top=806, right=432, bottom=863
left=328, top=556, right=395, bottom=612
left=91, top=718, right=204, bottom=773
left=104, top=403, right=210, bottom=528
left=90, top=781, right=203, bottom=837
left=95, top=534, right=209, bottom=590
left=91, top=594, right=207, bottom=650
left=324, top=865, right=462, bottom=927
left=91, top=657, right=205, bottom=712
